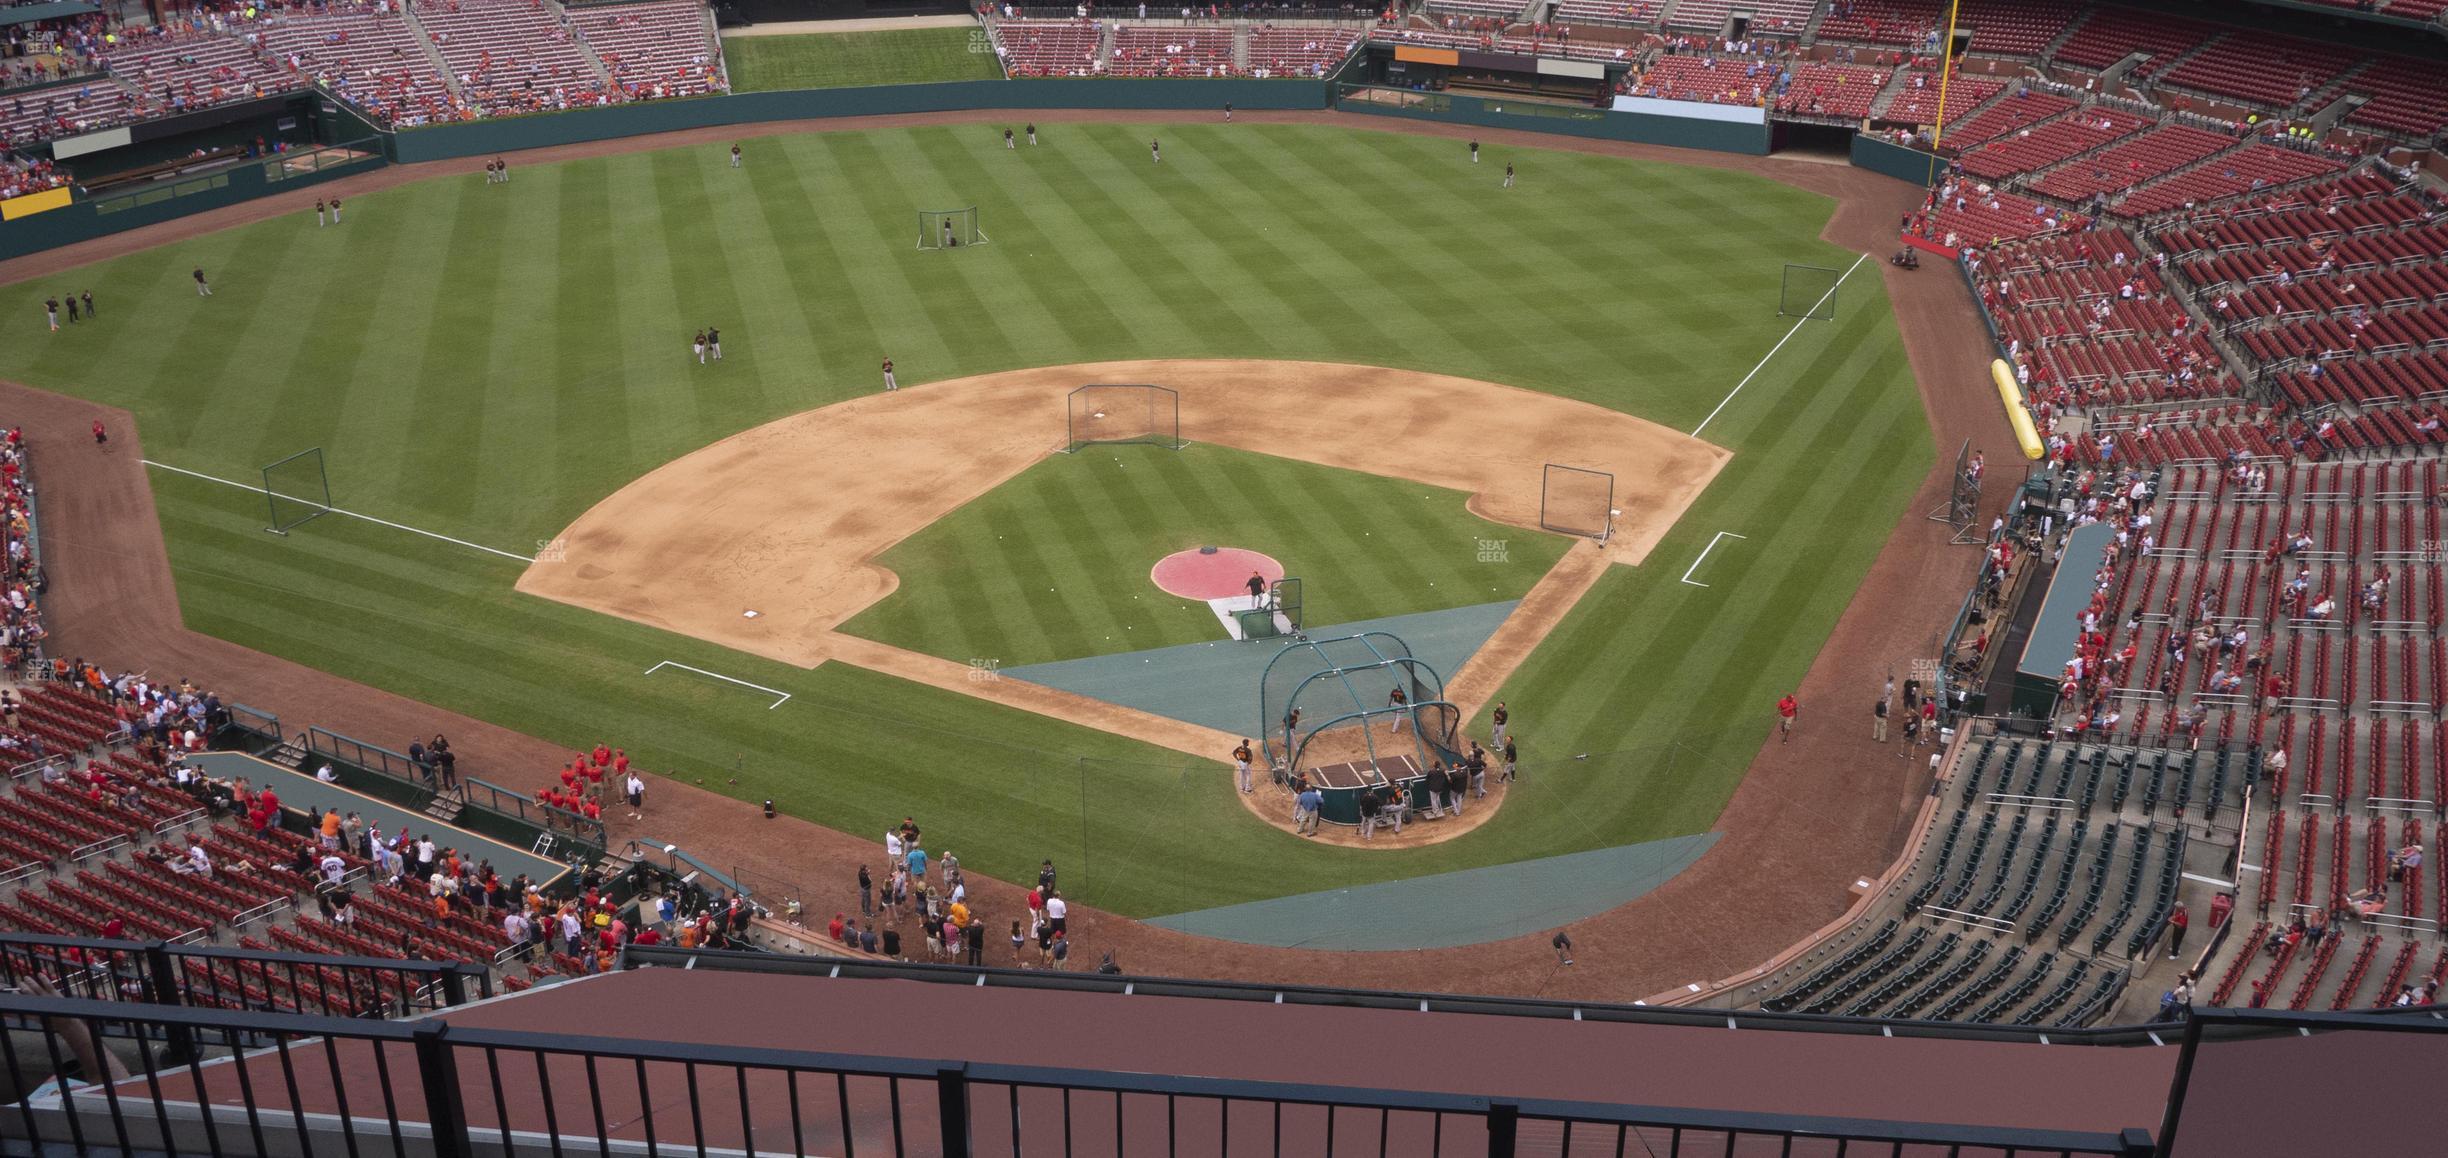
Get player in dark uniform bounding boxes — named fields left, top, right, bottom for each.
left=706, top=326, right=722, bottom=361
left=315, top=199, right=327, bottom=227
left=1223, top=102, right=1232, bottom=122
left=63, top=294, right=77, bottom=323
left=42, top=297, right=58, bottom=332
left=1004, top=128, right=1015, bottom=150
left=1150, top=138, right=1161, bottom=164
left=1503, top=162, right=1515, bottom=188
left=1025, top=123, right=1036, bottom=145
left=1469, top=139, right=1479, bottom=163
left=730, top=144, right=742, bottom=168
left=79, top=290, right=93, bottom=318
left=1244, top=570, right=1266, bottom=608
left=193, top=268, right=211, bottom=296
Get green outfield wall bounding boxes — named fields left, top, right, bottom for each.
left=1336, top=87, right=1770, bottom=155
left=1849, top=133, right=1943, bottom=187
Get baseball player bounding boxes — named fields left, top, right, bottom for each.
left=731, top=144, right=742, bottom=168
left=1469, top=139, right=1479, bottom=163
left=315, top=199, right=327, bottom=227
left=1004, top=128, right=1015, bottom=150
left=63, top=294, right=77, bottom=324
left=330, top=197, right=342, bottom=224
left=707, top=326, right=722, bottom=361
left=1150, top=138, right=1161, bottom=164
left=43, top=298, right=58, bottom=332
left=193, top=268, right=211, bottom=296
left=1503, top=162, right=1515, bottom=188
left=1222, top=102, right=1232, bottom=122
left=1026, top=123, right=1037, bottom=145
left=1231, top=740, right=1253, bottom=794
left=882, top=358, right=897, bottom=392
left=692, top=330, right=706, bottom=365
left=79, top=290, right=93, bottom=318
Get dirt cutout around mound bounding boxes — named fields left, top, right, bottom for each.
left=518, top=359, right=1728, bottom=763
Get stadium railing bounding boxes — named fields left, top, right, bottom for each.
left=0, top=987, right=2157, bottom=1158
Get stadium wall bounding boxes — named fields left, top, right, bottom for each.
left=1337, top=88, right=1769, bottom=155
left=1848, top=133, right=1942, bottom=187
left=383, top=79, right=1335, bottom=162
left=0, top=143, right=382, bottom=261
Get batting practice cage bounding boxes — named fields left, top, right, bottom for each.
left=1779, top=262, right=1841, bottom=320
left=262, top=447, right=333, bottom=534
left=1539, top=463, right=1616, bottom=541
left=1259, top=632, right=1463, bottom=826
left=1064, top=384, right=1183, bottom=452
left=917, top=207, right=987, bottom=250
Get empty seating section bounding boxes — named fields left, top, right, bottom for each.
left=2114, top=143, right=2347, bottom=218
left=2153, top=33, right=2360, bottom=110
left=2030, top=124, right=2233, bottom=203
left=1772, top=61, right=1885, bottom=120
left=1110, top=26, right=1234, bottom=78
left=1548, top=0, right=1660, bottom=27
left=1245, top=28, right=1361, bottom=77
left=252, top=7, right=457, bottom=126
left=1942, top=90, right=2076, bottom=149
left=2051, top=8, right=2215, bottom=74
left=1422, top=0, right=1524, bottom=19
left=1627, top=54, right=1768, bottom=106
left=413, top=0, right=605, bottom=115
left=1815, top=0, right=1944, bottom=48
left=1746, top=736, right=2206, bottom=1026
left=2341, top=56, right=2448, bottom=140
left=1821, top=0, right=2075, bottom=56
left=1972, top=232, right=2239, bottom=405
left=570, top=0, right=724, bottom=98
left=1664, top=0, right=1815, bottom=35
left=1956, top=105, right=2150, bottom=182
left=1879, top=71, right=2004, bottom=128
left=991, top=20, right=1101, bottom=77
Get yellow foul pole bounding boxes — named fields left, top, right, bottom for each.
left=1924, top=0, right=1966, bottom=187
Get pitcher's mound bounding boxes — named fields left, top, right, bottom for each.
left=1152, top=547, right=1283, bottom=600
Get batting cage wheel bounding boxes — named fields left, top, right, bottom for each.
left=1063, top=384, right=1184, bottom=452
left=917, top=207, right=987, bottom=250
left=261, top=447, right=333, bottom=535
left=1779, top=262, right=1841, bottom=321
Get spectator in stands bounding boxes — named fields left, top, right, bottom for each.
left=2342, top=887, right=2388, bottom=921
left=2165, top=901, right=2189, bottom=959
left=2388, top=844, right=2423, bottom=884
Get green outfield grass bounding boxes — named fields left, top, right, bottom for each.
left=842, top=444, right=1571, bottom=666
left=0, top=123, right=1929, bottom=918
left=724, top=29, right=1003, bottom=92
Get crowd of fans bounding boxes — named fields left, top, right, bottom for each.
left=0, top=0, right=727, bottom=149
left=0, top=429, right=38, bottom=673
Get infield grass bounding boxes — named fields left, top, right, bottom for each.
left=843, top=444, right=1571, bottom=666
left=0, top=123, right=1929, bottom=918
left=723, top=29, right=1003, bottom=92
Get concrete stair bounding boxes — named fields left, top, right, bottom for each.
left=552, top=0, right=617, bottom=89
left=396, top=5, right=465, bottom=102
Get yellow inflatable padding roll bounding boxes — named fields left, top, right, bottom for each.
left=1991, top=358, right=2044, bottom=460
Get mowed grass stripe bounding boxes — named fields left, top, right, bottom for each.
left=7, top=126, right=1928, bottom=915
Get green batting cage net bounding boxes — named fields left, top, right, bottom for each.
left=1064, top=384, right=1183, bottom=452
left=1780, top=263, right=1841, bottom=320
left=1539, top=464, right=1615, bottom=541
left=917, top=207, right=986, bottom=250
left=262, top=447, right=332, bottom=534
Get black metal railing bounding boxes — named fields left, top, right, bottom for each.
left=0, top=990, right=2156, bottom=1158
left=303, top=725, right=607, bottom=850
left=0, top=932, right=488, bottom=1021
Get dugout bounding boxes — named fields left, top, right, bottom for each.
left=2004, top=521, right=2115, bottom=720
left=1356, top=42, right=1629, bottom=106
left=1260, top=632, right=1463, bottom=826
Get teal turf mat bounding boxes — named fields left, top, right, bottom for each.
left=1000, top=601, right=1519, bottom=738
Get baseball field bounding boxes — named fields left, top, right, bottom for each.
left=0, top=121, right=1928, bottom=918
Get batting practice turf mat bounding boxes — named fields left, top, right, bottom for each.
left=0, top=122, right=1930, bottom=922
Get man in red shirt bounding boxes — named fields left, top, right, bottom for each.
left=1776, top=694, right=1799, bottom=742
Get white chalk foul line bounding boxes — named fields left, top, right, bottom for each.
left=142, top=460, right=536, bottom=563
left=644, top=661, right=791, bottom=710
left=1679, top=532, right=1747, bottom=588
left=1691, top=251, right=1871, bottom=439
